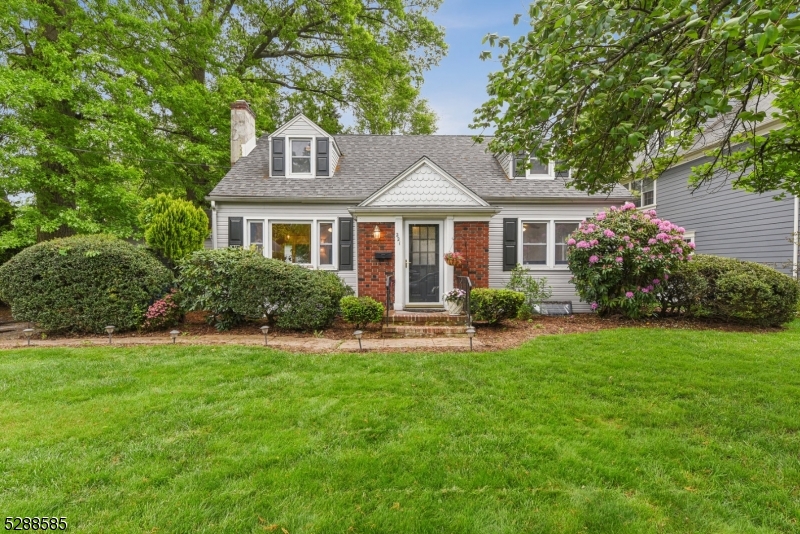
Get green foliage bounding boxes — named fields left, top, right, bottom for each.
left=142, top=289, right=183, bottom=331
left=567, top=204, right=692, bottom=318
left=340, top=296, right=385, bottom=329
left=0, top=0, right=445, bottom=247
left=506, top=264, right=552, bottom=316
left=139, top=194, right=209, bottom=262
left=661, top=254, right=800, bottom=327
left=473, top=0, right=800, bottom=196
left=470, top=288, right=525, bottom=325
left=228, top=255, right=352, bottom=331
left=0, top=235, right=173, bottom=333
left=177, top=248, right=259, bottom=331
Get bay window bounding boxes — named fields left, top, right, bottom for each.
left=272, top=222, right=312, bottom=264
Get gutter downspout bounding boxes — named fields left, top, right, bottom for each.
left=211, top=200, right=217, bottom=250
left=793, top=195, right=799, bottom=279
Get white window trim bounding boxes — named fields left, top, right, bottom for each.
left=317, top=220, right=337, bottom=270
left=241, top=217, right=341, bottom=270
left=245, top=218, right=266, bottom=252
left=511, top=155, right=570, bottom=180
left=682, top=231, right=696, bottom=244
left=520, top=219, right=582, bottom=269
left=623, top=178, right=657, bottom=208
left=269, top=220, right=315, bottom=267
left=287, top=137, right=315, bottom=178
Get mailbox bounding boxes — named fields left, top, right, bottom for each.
left=374, top=251, right=392, bottom=260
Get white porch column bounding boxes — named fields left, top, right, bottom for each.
left=444, top=216, right=455, bottom=293
left=393, top=216, right=403, bottom=310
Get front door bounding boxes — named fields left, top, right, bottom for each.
left=408, top=224, right=440, bottom=303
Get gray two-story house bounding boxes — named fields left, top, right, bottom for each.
left=207, top=101, right=632, bottom=311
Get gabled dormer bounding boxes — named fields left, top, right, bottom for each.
left=268, top=114, right=341, bottom=178
left=496, top=150, right=571, bottom=180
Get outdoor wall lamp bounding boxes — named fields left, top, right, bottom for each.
left=373, top=225, right=381, bottom=239
left=170, top=330, right=180, bottom=344
left=260, top=325, right=270, bottom=346
left=105, top=325, right=115, bottom=344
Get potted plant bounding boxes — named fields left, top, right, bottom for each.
left=443, top=288, right=466, bottom=315
left=444, top=251, right=465, bottom=267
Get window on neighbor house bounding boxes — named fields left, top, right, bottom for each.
left=522, top=222, right=547, bottom=265
left=555, top=222, right=579, bottom=264
left=623, top=178, right=655, bottom=207
left=290, top=139, right=312, bottom=174
left=271, top=222, right=311, bottom=264
left=249, top=221, right=264, bottom=253
left=319, top=222, right=333, bottom=265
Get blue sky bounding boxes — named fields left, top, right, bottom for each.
left=421, top=0, right=529, bottom=135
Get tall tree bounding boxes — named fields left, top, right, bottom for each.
left=472, top=1, right=800, bottom=196
left=0, top=0, right=445, bottom=251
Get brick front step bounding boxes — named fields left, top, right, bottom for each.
left=386, top=311, right=467, bottom=325
left=382, top=325, right=470, bottom=337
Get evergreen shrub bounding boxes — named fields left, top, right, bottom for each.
left=470, top=288, right=525, bottom=325
left=340, top=296, right=385, bottom=329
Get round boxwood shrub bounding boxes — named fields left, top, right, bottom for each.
left=660, top=254, right=799, bottom=326
left=469, top=288, right=525, bottom=325
left=0, top=235, right=173, bottom=333
left=567, top=202, right=693, bottom=318
left=340, top=296, right=385, bottom=329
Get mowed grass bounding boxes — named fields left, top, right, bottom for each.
left=1, top=325, right=799, bottom=533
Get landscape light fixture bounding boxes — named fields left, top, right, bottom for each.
left=466, top=326, right=476, bottom=351
left=105, top=325, right=115, bottom=344
left=170, top=330, right=180, bottom=344
left=23, top=328, right=34, bottom=346
left=353, top=330, right=363, bottom=352
left=373, top=225, right=381, bottom=239
left=260, top=325, right=270, bottom=346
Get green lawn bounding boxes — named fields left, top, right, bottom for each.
left=1, top=324, right=799, bottom=533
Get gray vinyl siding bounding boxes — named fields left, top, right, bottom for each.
left=655, top=157, right=796, bottom=273
left=214, top=202, right=358, bottom=293
left=488, top=203, right=613, bottom=312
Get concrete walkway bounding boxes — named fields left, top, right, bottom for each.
left=0, top=333, right=483, bottom=352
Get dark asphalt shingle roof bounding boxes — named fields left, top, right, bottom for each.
left=209, top=134, right=632, bottom=202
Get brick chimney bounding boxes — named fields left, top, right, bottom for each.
left=230, top=100, right=256, bottom=165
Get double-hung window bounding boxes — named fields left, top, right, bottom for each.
left=290, top=138, right=313, bottom=175
left=623, top=178, right=655, bottom=207
left=318, top=221, right=334, bottom=266
left=522, top=220, right=581, bottom=267
left=249, top=221, right=264, bottom=253
left=514, top=154, right=552, bottom=179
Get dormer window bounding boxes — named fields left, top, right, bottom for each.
left=291, top=138, right=313, bottom=175
left=512, top=153, right=567, bottom=180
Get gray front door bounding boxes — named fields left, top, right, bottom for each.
left=408, top=224, right=439, bottom=303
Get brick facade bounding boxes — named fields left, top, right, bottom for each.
left=357, top=222, right=395, bottom=301
left=452, top=221, right=490, bottom=287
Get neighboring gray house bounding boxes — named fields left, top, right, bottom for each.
left=625, top=101, right=800, bottom=279
left=207, top=101, right=632, bottom=311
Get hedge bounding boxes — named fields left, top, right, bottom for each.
left=340, top=296, right=385, bottom=329
left=0, top=235, right=173, bottom=333
left=470, top=288, right=525, bottom=325
left=658, top=254, right=800, bottom=327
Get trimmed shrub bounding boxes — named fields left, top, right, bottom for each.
left=227, top=255, right=352, bottom=331
left=340, top=296, right=385, bottom=329
left=567, top=202, right=693, bottom=318
left=505, top=264, right=552, bottom=317
left=139, top=194, right=209, bottom=263
left=470, top=288, right=525, bottom=325
left=0, top=235, right=173, bottom=333
left=177, top=247, right=259, bottom=330
left=660, top=254, right=799, bottom=326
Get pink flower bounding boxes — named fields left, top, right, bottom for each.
left=652, top=218, right=661, bottom=225
left=615, top=256, right=623, bottom=263
left=610, top=206, right=618, bottom=212
left=597, top=212, right=606, bottom=221
left=603, top=229, right=615, bottom=238
left=591, top=302, right=599, bottom=310
left=590, top=239, right=599, bottom=246
left=677, top=227, right=685, bottom=233
left=627, top=243, right=634, bottom=249
left=663, top=274, right=669, bottom=280
left=648, top=209, right=657, bottom=216
left=622, top=201, right=636, bottom=211
left=688, top=242, right=696, bottom=249
left=623, top=235, right=630, bottom=242
left=642, top=247, right=650, bottom=252
left=641, top=287, right=650, bottom=293
left=653, top=278, right=660, bottom=285
left=589, top=255, right=599, bottom=264
left=577, top=240, right=590, bottom=249
left=567, top=238, right=576, bottom=245
left=625, top=291, right=634, bottom=298
left=648, top=238, right=657, bottom=245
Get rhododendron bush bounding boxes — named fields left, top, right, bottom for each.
left=567, top=202, right=693, bottom=318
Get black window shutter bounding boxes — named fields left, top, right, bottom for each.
left=229, top=217, right=243, bottom=247
left=316, top=138, right=329, bottom=177
left=272, top=137, right=285, bottom=176
left=339, top=217, right=353, bottom=271
left=502, top=218, right=518, bottom=271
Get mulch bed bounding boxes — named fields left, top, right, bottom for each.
left=2, top=304, right=784, bottom=351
